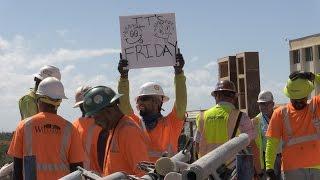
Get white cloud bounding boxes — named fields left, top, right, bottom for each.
left=0, top=35, right=120, bottom=131
left=28, top=48, right=121, bottom=68
left=56, top=29, right=68, bottom=37
left=65, top=39, right=77, bottom=44
left=0, top=37, right=9, bottom=49
left=260, top=76, right=288, bottom=104
left=190, top=56, right=199, bottom=62
left=205, top=61, right=217, bottom=69
left=61, top=64, right=75, bottom=75
left=0, top=35, right=288, bottom=132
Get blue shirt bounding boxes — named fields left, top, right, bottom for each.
left=260, top=114, right=269, bottom=151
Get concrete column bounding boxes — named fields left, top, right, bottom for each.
left=313, top=45, right=319, bottom=96
left=314, top=45, right=320, bottom=72
left=289, top=50, right=293, bottom=73
left=300, top=48, right=305, bottom=71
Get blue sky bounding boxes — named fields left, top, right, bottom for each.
left=0, top=0, right=319, bottom=131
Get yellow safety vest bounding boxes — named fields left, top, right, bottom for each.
left=252, top=113, right=265, bottom=168
left=19, top=89, right=38, bottom=120
left=196, top=104, right=241, bottom=157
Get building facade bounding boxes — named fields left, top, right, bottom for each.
left=289, top=33, right=320, bottom=97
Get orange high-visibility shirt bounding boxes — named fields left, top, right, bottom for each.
left=73, top=117, right=103, bottom=174
left=8, top=112, right=84, bottom=180
left=103, top=115, right=150, bottom=176
left=130, top=106, right=184, bottom=162
left=266, top=96, right=320, bottom=171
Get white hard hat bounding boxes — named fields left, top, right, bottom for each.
left=136, top=82, right=169, bottom=103
left=73, top=85, right=92, bottom=108
left=36, top=77, right=67, bottom=99
left=257, top=90, right=274, bottom=103
left=33, top=65, right=61, bottom=80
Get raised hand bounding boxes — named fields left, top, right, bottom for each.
left=304, top=72, right=315, bottom=82
left=289, top=71, right=315, bottom=82
left=174, top=48, right=185, bottom=74
left=118, top=53, right=129, bottom=78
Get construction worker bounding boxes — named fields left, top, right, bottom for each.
left=19, top=65, right=61, bottom=119
left=72, top=85, right=105, bottom=175
left=117, top=50, right=187, bottom=162
left=194, top=80, right=261, bottom=178
left=252, top=90, right=281, bottom=179
left=83, top=86, right=150, bottom=176
left=266, top=71, right=320, bottom=180
left=8, top=77, right=84, bottom=180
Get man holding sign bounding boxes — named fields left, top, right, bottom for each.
left=118, top=13, right=186, bottom=162
left=118, top=13, right=187, bottom=161
left=117, top=50, right=187, bottom=162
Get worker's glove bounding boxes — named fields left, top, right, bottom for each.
left=118, top=53, right=129, bottom=78
left=174, top=48, right=185, bottom=74
left=254, top=172, right=265, bottom=180
left=289, top=71, right=303, bottom=80
left=289, top=71, right=315, bottom=82
left=266, top=169, right=276, bottom=180
left=304, top=72, right=315, bottom=82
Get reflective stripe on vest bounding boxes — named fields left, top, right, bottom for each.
left=37, top=163, right=68, bottom=171
left=110, top=120, right=138, bottom=153
left=60, top=122, right=72, bottom=164
left=24, top=117, right=33, bottom=156
left=138, top=118, right=175, bottom=159
left=282, top=102, right=320, bottom=147
left=23, top=118, right=72, bottom=172
left=83, top=123, right=96, bottom=169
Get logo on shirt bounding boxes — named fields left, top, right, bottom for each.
left=34, top=124, right=61, bottom=134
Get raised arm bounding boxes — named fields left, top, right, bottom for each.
left=173, top=49, right=187, bottom=120
left=118, top=53, right=134, bottom=115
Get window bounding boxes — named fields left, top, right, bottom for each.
left=239, top=78, right=246, bottom=109
left=237, top=57, right=244, bottom=74
left=305, top=47, right=313, bottom=61
left=292, top=50, right=300, bottom=64
left=219, top=61, right=228, bottom=78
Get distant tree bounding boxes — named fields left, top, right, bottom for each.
left=0, top=132, right=13, bottom=167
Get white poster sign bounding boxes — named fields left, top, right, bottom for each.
left=120, top=13, right=178, bottom=69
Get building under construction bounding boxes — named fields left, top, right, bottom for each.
left=217, top=52, right=260, bottom=118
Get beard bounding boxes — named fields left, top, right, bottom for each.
left=139, top=109, right=147, bottom=116
left=292, top=101, right=307, bottom=110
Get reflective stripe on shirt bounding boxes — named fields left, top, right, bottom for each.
left=60, top=122, right=72, bottom=164
left=110, top=120, right=138, bottom=153
left=37, top=163, right=69, bottom=171
left=24, top=117, right=33, bottom=156
left=83, top=123, right=96, bottom=169
left=23, top=118, right=72, bottom=173
left=282, top=102, right=320, bottom=147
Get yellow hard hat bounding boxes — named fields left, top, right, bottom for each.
left=283, top=78, right=314, bottom=99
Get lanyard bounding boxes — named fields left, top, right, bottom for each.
left=262, top=114, right=269, bottom=125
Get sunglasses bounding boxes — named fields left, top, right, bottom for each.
left=258, top=102, right=273, bottom=107
left=137, top=96, right=154, bottom=102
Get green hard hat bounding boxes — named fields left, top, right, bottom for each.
left=283, top=78, right=314, bottom=99
left=83, top=86, right=123, bottom=116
